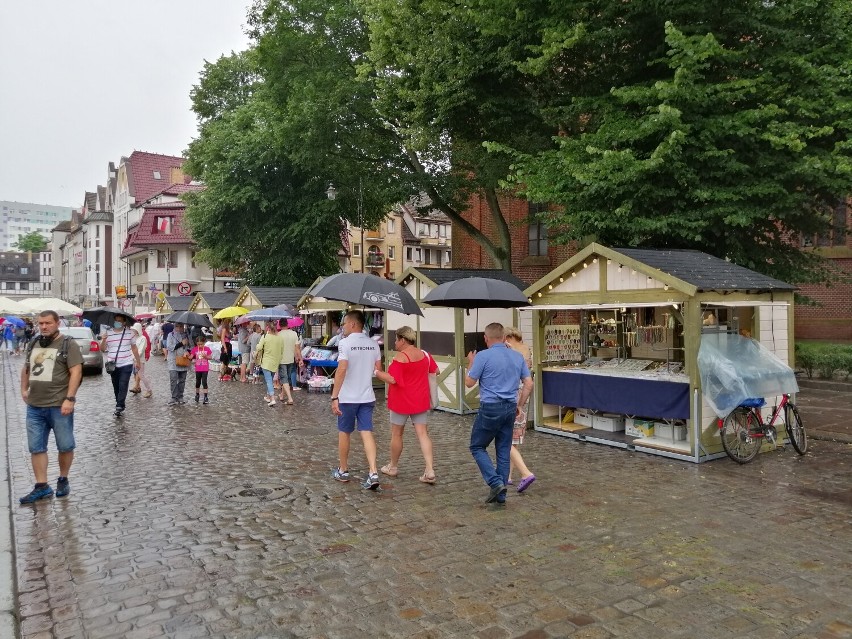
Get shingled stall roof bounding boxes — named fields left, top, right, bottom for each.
left=415, top=268, right=527, bottom=289
left=190, top=292, right=239, bottom=312
left=616, top=248, right=796, bottom=292
left=164, top=295, right=193, bottom=312
left=237, top=286, right=308, bottom=308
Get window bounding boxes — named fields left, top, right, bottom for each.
left=191, top=251, right=197, bottom=268
left=153, top=171, right=161, bottom=179
left=20, top=267, right=28, bottom=274
left=19, top=282, right=28, bottom=291
left=415, top=248, right=422, bottom=262
left=406, top=247, right=413, bottom=261
left=445, top=250, right=452, bottom=264
left=96, top=226, right=100, bottom=238
left=418, top=224, right=428, bottom=236
left=388, top=246, right=395, bottom=260
left=802, top=200, right=849, bottom=248
left=353, top=243, right=361, bottom=257
left=154, top=217, right=172, bottom=234
left=170, top=250, right=178, bottom=268
left=439, top=225, right=447, bottom=238
left=424, top=249, right=432, bottom=265
left=528, top=222, right=548, bottom=256
left=387, top=219, right=395, bottom=233
left=144, top=258, right=148, bottom=273
left=157, top=250, right=166, bottom=268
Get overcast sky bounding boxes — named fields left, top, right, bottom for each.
left=0, top=1, right=252, bottom=208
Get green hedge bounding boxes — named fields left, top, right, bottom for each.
left=796, top=342, right=852, bottom=379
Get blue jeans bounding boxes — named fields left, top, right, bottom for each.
left=262, top=368, right=276, bottom=396
left=110, top=364, right=134, bottom=410
left=26, top=405, right=75, bottom=454
left=469, top=400, right=516, bottom=489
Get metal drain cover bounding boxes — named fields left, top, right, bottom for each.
left=220, top=483, right=292, bottom=503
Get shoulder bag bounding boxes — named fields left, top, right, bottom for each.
left=105, top=329, right=126, bottom=374
left=422, top=350, right=439, bottom=410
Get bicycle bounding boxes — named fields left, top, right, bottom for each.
left=718, top=393, right=807, bottom=464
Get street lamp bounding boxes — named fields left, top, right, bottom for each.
left=326, top=179, right=364, bottom=273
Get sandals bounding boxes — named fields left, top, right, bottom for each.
left=419, top=473, right=436, bottom=484
left=380, top=464, right=399, bottom=477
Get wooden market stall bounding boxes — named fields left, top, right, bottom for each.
left=190, top=292, right=240, bottom=315
left=154, top=294, right=195, bottom=315
left=391, top=268, right=525, bottom=414
left=524, top=244, right=796, bottom=462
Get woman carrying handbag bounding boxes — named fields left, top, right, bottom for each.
left=100, top=314, right=141, bottom=417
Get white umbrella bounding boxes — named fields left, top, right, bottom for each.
left=20, top=297, right=83, bottom=315
left=0, top=296, right=27, bottom=314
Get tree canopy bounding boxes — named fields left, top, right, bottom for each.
left=12, top=231, right=48, bottom=253
left=487, top=0, right=852, bottom=284
left=186, top=0, right=851, bottom=285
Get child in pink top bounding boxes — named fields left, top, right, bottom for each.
left=190, top=336, right=213, bottom=404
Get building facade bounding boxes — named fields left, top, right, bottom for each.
left=0, top=201, right=74, bottom=251
left=0, top=250, right=40, bottom=298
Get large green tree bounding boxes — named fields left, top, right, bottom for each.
left=12, top=231, right=48, bottom=253
left=184, top=51, right=346, bottom=285
left=487, top=0, right=852, bottom=284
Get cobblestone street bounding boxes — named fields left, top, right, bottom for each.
left=2, top=353, right=851, bottom=639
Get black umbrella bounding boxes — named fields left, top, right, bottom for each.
left=309, top=273, right=423, bottom=316
left=165, top=311, right=215, bottom=328
left=422, top=277, right=529, bottom=309
left=81, top=306, right=133, bottom=326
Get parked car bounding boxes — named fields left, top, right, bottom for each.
left=59, top=326, right=103, bottom=375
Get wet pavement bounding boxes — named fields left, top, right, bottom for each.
left=1, top=353, right=851, bottom=639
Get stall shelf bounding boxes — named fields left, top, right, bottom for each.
left=390, top=268, right=525, bottom=414
left=524, top=244, right=797, bottom=463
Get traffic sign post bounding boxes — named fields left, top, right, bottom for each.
left=177, top=281, right=192, bottom=296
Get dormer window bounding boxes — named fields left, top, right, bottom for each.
left=154, top=216, right=172, bottom=234
left=153, top=171, right=161, bottom=179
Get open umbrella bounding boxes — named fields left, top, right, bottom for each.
left=309, top=273, right=423, bottom=316
left=0, top=296, right=27, bottom=314
left=135, top=312, right=155, bottom=320
left=165, top=311, right=214, bottom=328
left=213, top=306, right=249, bottom=320
left=82, top=306, right=132, bottom=326
left=422, top=277, right=528, bottom=309
left=242, top=306, right=294, bottom=322
left=20, top=297, right=83, bottom=315
left=3, top=316, right=26, bottom=328
left=286, top=317, right=304, bottom=328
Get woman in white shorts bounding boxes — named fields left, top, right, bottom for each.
left=380, top=326, right=438, bottom=483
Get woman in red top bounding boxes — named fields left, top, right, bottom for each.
left=380, top=326, right=438, bottom=484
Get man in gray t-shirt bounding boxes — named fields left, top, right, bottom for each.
left=19, top=310, right=83, bottom=504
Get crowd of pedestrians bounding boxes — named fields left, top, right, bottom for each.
left=14, top=306, right=537, bottom=506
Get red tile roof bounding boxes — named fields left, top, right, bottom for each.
left=127, top=151, right=187, bottom=205
left=141, top=182, right=205, bottom=205
left=124, top=204, right=193, bottom=252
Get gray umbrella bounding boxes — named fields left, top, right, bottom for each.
left=243, top=306, right=294, bottom=321
left=309, top=273, right=423, bottom=316
left=422, top=277, right=529, bottom=309
left=165, top=311, right=214, bottom=328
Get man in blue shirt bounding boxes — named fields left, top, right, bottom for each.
left=465, top=323, right=533, bottom=504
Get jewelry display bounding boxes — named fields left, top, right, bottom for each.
left=543, top=324, right=582, bottom=362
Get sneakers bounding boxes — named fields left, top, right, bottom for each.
left=194, top=393, right=200, bottom=404
left=332, top=468, right=351, bottom=482
left=114, top=407, right=125, bottom=417
left=19, top=484, right=54, bottom=504
left=55, top=477, right=70, bottom=498
left=167, top=400, right=178, bottom=406
left=362, top=473, right=380, bottom=491
left=203, top=396, right=209, bottom=405
left=267, top=399, right=276, bottom=407
left=486, top=484, right=507, bottom=503
left=143, top=391, right=153, bottom=399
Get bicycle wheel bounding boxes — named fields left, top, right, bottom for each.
left=784, top=403, right=808, bottom=455
left=720, top=409, right=762, bottom=464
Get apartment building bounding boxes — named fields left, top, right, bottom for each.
left=0, top=201, right=74, bottom=251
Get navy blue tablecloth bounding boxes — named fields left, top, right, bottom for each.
left=542, top=370, right=690, bottom=419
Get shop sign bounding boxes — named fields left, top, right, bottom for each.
left=222, top=281, right=241, bottom=290
left=115, top=285, right=127, bottom=299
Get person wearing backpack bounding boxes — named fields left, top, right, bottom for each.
left=19, top=310, right=83, bottom=504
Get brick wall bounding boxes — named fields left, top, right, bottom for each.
left=453, top=191, right=575, bottom=287
left=795, top=257, right=852, bottom=340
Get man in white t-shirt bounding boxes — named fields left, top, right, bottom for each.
left=330, top=310, right=393, bottom=490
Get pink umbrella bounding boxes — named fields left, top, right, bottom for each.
left=287, top=317, right=304, bottom=328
